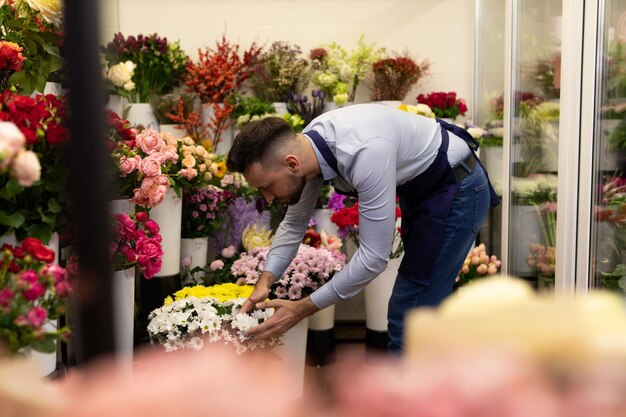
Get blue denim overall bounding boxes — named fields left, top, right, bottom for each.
left=306, top=119, right=499, bottom=352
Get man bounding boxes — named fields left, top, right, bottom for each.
left=227, top=103, right=499, bottom=352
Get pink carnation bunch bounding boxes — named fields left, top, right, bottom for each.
left=112, top=211, right=164, bottom=279
left=231, top=244, right=345, bottom=300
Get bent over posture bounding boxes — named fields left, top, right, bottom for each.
left=227, top=103, right=499, bottom=352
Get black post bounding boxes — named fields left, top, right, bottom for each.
left=65, top=0, right=115, bottom=363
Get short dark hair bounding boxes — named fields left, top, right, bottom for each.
left=227, top=117, right=296, bottom=173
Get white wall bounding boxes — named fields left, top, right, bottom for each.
left=104, top=0, right=475, bottom=114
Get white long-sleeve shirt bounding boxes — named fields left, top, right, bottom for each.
left=262, top=103, right=469, bottom=309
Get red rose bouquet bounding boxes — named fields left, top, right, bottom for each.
left=417, top=91, right=468, bottom=120
left=0, top=237, right=72, bottom=353
left=0, top=91, right=69, bottom=244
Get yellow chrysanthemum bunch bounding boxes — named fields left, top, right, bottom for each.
left=164, top=283, right=255, bottom=305
left=241, top=224, right=274, bottom=252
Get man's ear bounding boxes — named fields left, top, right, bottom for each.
left=283, top=154, right=301, bottom=173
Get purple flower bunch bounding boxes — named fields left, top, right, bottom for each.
left=181, top=186, right=234, bottom=239
left=214, top=196, right=268, bottom=252
left=286, top=89, right=325, bottom=126
left=232, top=244, right=346, bottom=300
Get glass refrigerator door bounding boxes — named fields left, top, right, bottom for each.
left=505, top=0, right=562, bottom=289
left=590, top=0, right=626, bottom=297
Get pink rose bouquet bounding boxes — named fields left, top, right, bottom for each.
left=112, top=211, right=163, bottom=279
left=0, top=237, right=72, bottom=353
left=108, top=111, right=217, bottom=208
left=232, top=244, right=346, bottom=300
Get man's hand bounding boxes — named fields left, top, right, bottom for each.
left=244, top=297, right=319, bottom=340
left=238, top=271, right=276, bottom=314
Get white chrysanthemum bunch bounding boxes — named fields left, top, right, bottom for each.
left=147, top=296, right=280, bottom=354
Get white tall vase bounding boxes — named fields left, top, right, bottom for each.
left=312, top=208, right=339, bottom=235
left=106, top=95, right=125, bottom=117
left=180, top=237, right=209, bottom=271
left=365, top=257, right=401, bottom=332
left=272, top=102, right=288, bottom=115
left=308, top=305, right=335, bottom=331
left=22, top=319, right=58, bottom=376
left=112, top=267, right=135, bottom=364
left=150, top=188, right=182, bottom=277
left=110, top=199, right=135, bottom=216
left=273, top=317, right=309, bottom=398
left=127, top=103, right=159, bottom=131
left=201, top=103, right=233, bottom=154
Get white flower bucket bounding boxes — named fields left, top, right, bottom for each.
left=127, top=103, right=159, bottom=131
left=0, top=231, right=18, bottom=247
left=365, top=257, right=401, bottom=332
left=112, top=267, right=135, bottom=364
left=323, top=102, right=338, bottom=113
left=160, top=124, right=187, bottom=139
left=110, top=199, right=135, bottom=216
left=44, top=82, right=63, bottom=96
left=181, top=237, right=209, bottom=270
left=308, top=305, right=335, bottom=331
left=312, top=208, right=338, bottom=235
left=150, top=188, right=182, bottom=277
left=201, top=103, right=233, bottom=154
left=106, top=95, right=125, bottom=117
left=511, top=204, right=543, bottom=276
left=20, top=319, right=58, bottom=376
left=272, top=102, right=288, bottom=115
left=273, top=317, right=309, bottom=398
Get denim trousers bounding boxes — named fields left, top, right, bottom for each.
left=387, top=163, right=491, bottom=353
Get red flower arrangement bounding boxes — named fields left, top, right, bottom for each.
left=416, top=91, right=468, bottom=120
left=0, top=237, right=72, bottom=353
left=331, top=203, right=360, bottom=245
left=164, top=98, right=211, bottom=147
left=0, top=90, right=69, bottom=244
left=185, top=35, right=261, bottom=104
left=112, top=211, right=163, bottom=279
left=369, top=54, right=430, bottom=101
left=0, top=41, right=26, bottom=89
left=184, top=36, right=260, bottom=153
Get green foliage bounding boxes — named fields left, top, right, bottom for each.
left=0, top=2, right=63, bottom=94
